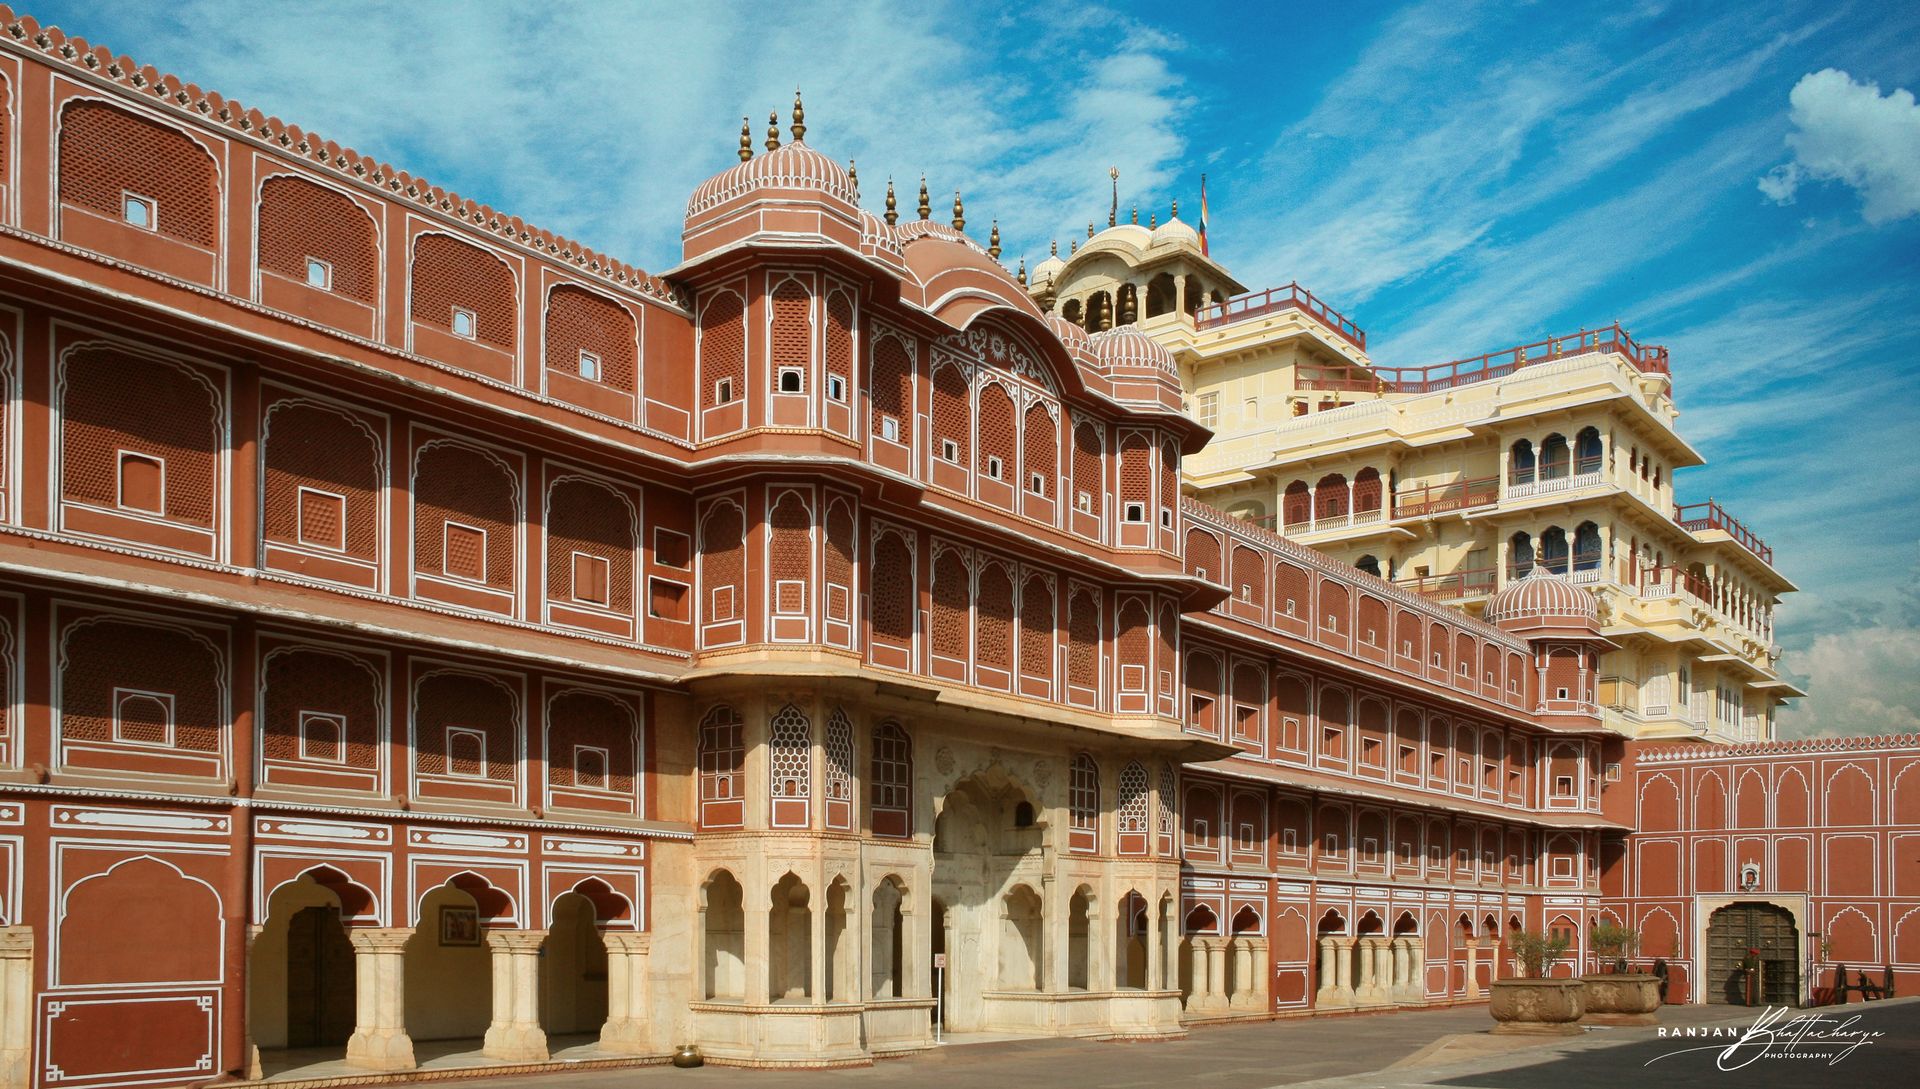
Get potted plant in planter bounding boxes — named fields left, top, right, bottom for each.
left=1490, top=930, right=1584, bottom=1036
left=1580, top=924, right=1661, bottom=1025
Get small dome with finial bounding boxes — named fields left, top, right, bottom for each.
left=1032, top=237, right=1066, bottom=285
left=1485, top=570, right=1601, bottom=630
left=686, top=96, right=858, bottom=220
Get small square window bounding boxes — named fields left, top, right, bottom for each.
left=451, top=307, right=477, bottom=338
left=1028, top=472, right=1045, bottom=495
left=117, top=451, right=164, bottom=514
left=654, top=529, right=692, bottom=569
left=578, top=350, right=602, bottom=382
left=648, top=578, right=688, bottom=620
left=305, top=258, right=331, bottom=289
left=572, top=552, right=611, bottom=607
left=296, top=487, right=347, bottom=551
left=879, top=415, right=900, bottom=442
left=941, top=439, right=960, bottom=463
left=122, top=193, right=154, bottom=229
left=1161, top=508, right=1174, bottom=528
left=716, top=377, right=735, bottom=404
left=1076, top=490, right=1093, bottom=513
left=1124, top=502, right=1146, bottom=523
left=778, top=367, right=804, bottom=394
left=574, top=745, right=610, bottom=790
left=299, top=711, right=346, bottom=763
left=827, top=374, right=847, bottom=402
left=1555, top=687, right=1570, bottom=700
left=985, top=456, right=1004, bottom=480
left=444, top=522, right=487, bottom=582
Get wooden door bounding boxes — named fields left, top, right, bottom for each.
left=1705, top=902, right=1799, bottom=1006
left=286, top=905, right=356, bottom=1047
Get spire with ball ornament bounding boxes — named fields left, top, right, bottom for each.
left=917, top=176, right=931, bottom=220
left=765, top=111, right=780, bottom=151
left=737, top=117, right=752, bottom=162
left=951, top=191, right=965, bottom=232
left=884, top=177, right=898, bottom=226
left=790, top=89, right=806, bottom=142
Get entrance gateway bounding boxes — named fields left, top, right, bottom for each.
left=1704, top=902, right=1799, bottom=1005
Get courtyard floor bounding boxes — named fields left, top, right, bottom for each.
left=299, top=997, right=1917, bottom=1089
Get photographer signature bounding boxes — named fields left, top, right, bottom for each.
left=1645, top=1005, right=1885, bottom=1070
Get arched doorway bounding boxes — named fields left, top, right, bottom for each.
left=1706, top=902, right=1799, bottom=1005
left=930, top=770, right=1043, bottom=1032
left=540, top=892, right=609, bottom=1038
left=253, top=873, right=357, bottom=1053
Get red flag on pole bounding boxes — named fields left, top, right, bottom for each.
left=1199, top=174, right=1211, bottom=256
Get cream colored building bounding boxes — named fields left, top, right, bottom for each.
left=1029, top=213, right=1800, bottom=745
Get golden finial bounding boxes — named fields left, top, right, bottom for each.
left=917, top=176, right=931, bottom=220
left=765, top=111, right=780, bottom=152
left=791, top=89, right=806, bottom=142
left=738, top=117, right=753, bottom=161
left=951, top=190, right=965, bottom=232
left=1120, top=284, right=1137, bottom=324
left=1131, top=203, right=1138, bottom=225
left=1149, top=211, right=1157, bottom=228
left=847, top=159, right=858, bottom=192
left=1050, top=239, right=1058, bottom=257
left=988, top=219, right=1001, bottom=259
left=1087, top=222, right=1095, bottom=238
left=1171, top=197, right=1179, bottom=218
left=1069, top=238, right=1078, bottom=254
left=1016, top=256, right=1027, bottom=285
left=884, top=177, right=898, bottom=226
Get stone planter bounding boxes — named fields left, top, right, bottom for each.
left=1488, top=978, right=1585, bottom=1036
left=1580, top=973, right=1661, bottom=1026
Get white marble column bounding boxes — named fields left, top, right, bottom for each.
left=746, top=904, right=772, bottom=1004
left=1355, top=936, right=1384, bottom=1004
left=599, top=932, right=651, bottom=1055
left=1228, top=939, right=1258, bottom=1010
left=345, top=928, right=415, bottom=1071
left=1187, top=939, right=1211, bottom=1008
left=1315, top=936, right=1343, bottom=1007
left=1464, top=938, right=1482, bottom=999
left=1409, top=941, right=1428, bottom=1003
left=0, top=929, right=31, bottom=1089
left=1146, top=902, right=1164, bottom=991
left=482, top=930, right=549, bottom=1062
left=1206, top=938, right=1229, bottom=1007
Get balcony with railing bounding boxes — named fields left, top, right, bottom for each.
left=1394, top=476, right=1499, bottom=519
left=1294, top=323, right=1670, bottom=397
left=1506, top=453, right=1605, bottom=500
left=1396, top=565, right=1497, bottom=601
left=1196, top=282, right=1368, bottom=349
left=1674, top=500, right=1773, bottom=565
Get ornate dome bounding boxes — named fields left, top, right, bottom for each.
left=686, top=140, right=858, bottom=219
left=1032, top=252, right=1067, bottom=285
left=1484, top=571, right=1599, bottom=625
left=1151, top=214, right=1199, bottom=248
left=1086, top=223, right=1152, bottom=251
left=1089, top=325, right=1177, bottom=374
left=1045, top=314, right=1093, bottom=355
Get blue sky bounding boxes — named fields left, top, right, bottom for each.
left=32, top=0, right=1920, bottom=736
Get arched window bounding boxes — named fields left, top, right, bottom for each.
left=1509, top=439, right=1535, bottom=485
left=1540, top=526, right=1570, bottom=574
left=697, top=705, right=744, bottom=826
left=1353, top=467, right=1383, bottom=515
left=1509, top=532, right=1535, bottom=579
left=769, top=705, right=811, bottom=801
left=824, top=707, right=854, bottom=805
left=1118, top=761, right=1150, bottom=833
left=1573, top=522, right=1601, bottom=572
left=1314, top=473, right=1348, bottom=523
left=1574, top=427, right=1602, bottom=475
left=1355, top=555, right=1382, bottom=577
left=1070, top=752, right=1099, bottom=847
left=1282, top=480, right=1312, bottom=530
left=1540, top=433, right=1570, bottom=480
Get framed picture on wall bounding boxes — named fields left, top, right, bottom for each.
left=440, top=904, right=480, bottom=946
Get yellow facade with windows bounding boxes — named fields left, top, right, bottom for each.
left=1029, top=214, right=1799, bottom=743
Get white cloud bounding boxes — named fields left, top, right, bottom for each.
left=1779, top=625, right=1920, bottom=737
left=1758, top=68, right=1920, bottom=224
left=45, top=1, right=1193, bottom=270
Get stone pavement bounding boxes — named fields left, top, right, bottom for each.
left=401, top=999, right=1905, bottom=1089
left=1309, top=995, right=1920, bottom=1089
